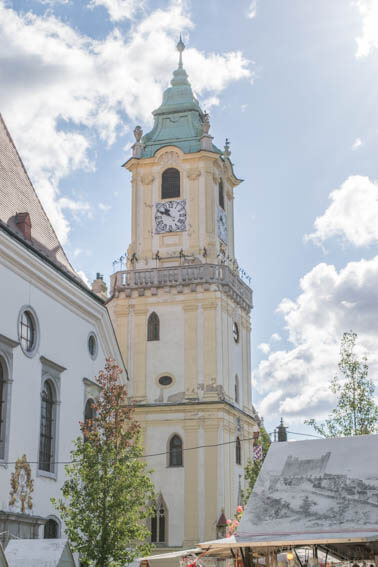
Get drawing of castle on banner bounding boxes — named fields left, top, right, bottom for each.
left=239, top=435, right=378, bottom=534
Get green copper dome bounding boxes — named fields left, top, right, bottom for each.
left=141, top=38, right=221, bottom=158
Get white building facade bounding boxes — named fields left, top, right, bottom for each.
left=0, top=114, right=126, bottom=548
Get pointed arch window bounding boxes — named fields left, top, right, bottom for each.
left=39, top=381, right=56, bottom=472
left=236, top=436, right=241, bottom=465
left=151, top=495, right=167, bottom=544
left=0, top=359, right=8, bottom=460
left=235, top=375, right=239, bottom=405
left=162, top=168, right=180, bottom=199
left=169, top=434, right=183, bottom=467
left=147, top=312, right=160, bottom=341
left=219, top=180, right=225, bottom=210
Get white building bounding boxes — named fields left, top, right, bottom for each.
left=0, top=114, right=126, bottom=548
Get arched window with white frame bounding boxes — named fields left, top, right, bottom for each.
left=39, top=380, right=56, bottom=473
left=0, top=358, right=8, bottom=460
left=147, top=312, right=160, bottom=341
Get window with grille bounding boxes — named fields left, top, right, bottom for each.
left=147, top=312, right=160, bottom=341
left=39, top=381, right=55, bottom=472
left=235, top=375, right=239, bottom=404
left=162, top=168, right=180, bottom=199
left=151, top=497, right=167, bottom=544
left=236, top=436, right=241, bottom=465
left=169, top=434, right=183, bottom=467
left=44, top=519, right=59, bottom=539
left=219, top=180, right=225, bottom=210
left=0, top=360, right=6, bottom=460
left=20, top=311, right=35, bottom=352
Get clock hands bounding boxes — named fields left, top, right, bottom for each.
left=161, top=207, right=172, bottom=217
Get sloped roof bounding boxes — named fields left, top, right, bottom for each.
left=5, top=539, right=75, bottom=567
left=0, top=113, right=79, bottom=279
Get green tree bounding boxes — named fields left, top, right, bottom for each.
left=53, top=359, right=155, bottom=567
left=305, top=331, right=378, bottom=437
left=243, top=425, right=271, bottom=504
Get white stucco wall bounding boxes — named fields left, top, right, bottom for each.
left=0, top=230, right=125, bottom=537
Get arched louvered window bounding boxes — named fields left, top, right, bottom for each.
left=219, top=180, right=225, bottom=210
left=0, top=359, right=7, bottom=460
left=147, top=312, right=160, bottom=341
left=236, top=436, right=241, bottom=465
left=151, top=496, right=167, bottom=544
left=162, top=168, right=180, bottom=199
left=39, top=381, right=55, bottom=472
left=235, top=375, right=239, bottom=404
left=44, top=518, right=59, bottom=539
left=169, top=434, right=183, bottom=467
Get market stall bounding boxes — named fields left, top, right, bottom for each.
left=199, top=435, right=378, bottom=567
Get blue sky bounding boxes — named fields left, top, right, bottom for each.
left=2, top=0, right=378, bottom=437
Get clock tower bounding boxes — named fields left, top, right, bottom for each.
left=107, top=38, right=259, bottom=550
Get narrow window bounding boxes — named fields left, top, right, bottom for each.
left=236, top=437, right=241, bottom=465
left=162, top=168, right=180, bottom=199
left=84, top=398, right=96, bottom=439
left=0, top=359, right=7, bottom=460
left=44, top=518, right=59, bottom=539
left=39, top=381, right=55, bottom=472
left=20, top=311, right=35, bottom=352
left=151, top=496, right=167, bottom=544
left=219, top=180, right=225, bottom=210
left=235, top=375, right=239, bottom=404
left=147, top=312, right=160, bottom=341
left=169, top=434, right=183, bottom=467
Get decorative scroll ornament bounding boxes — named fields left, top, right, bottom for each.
left=141, top=174, right=155, bottom=186
left=158, top=150, right=180, bottom=166
left=9, top=454, right=34, bottom=513
left=186, top=168, right=201, bottom=180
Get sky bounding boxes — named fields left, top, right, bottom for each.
left=1, top=0, right=378, bottom=438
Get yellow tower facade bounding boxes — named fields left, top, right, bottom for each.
left=107, top=40, right=258, bottom=550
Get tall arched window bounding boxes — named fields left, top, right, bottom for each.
left=162, top=168, right=180, bottom=199
left=39, top=381, right=55, bottom=472
left=235, top=375, right=239, bottom=405
left=151, top=495, right=167, bottom=544
left=84, top=398, right=96, bottom=439
left=236, top=437, right=241, bottom=465
left=44, top=518, right=59, bottom=539
left=147, top=312, right=160, bottom=341
left=219, top=180, right=225, bottom=210
left=0, top=359, right=7, bottom=460
left=169, top=434, right=183, bottom=467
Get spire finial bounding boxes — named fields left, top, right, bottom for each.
left=176, top=34, right=185, bottom=68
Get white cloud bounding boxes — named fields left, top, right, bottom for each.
left=354, top=0, right=378, bottom=57
left=76, top=269, right=90, bottom=287
left=258, top=342, right=270, bottom=355
left=271, top=333, right=282, bottom=342
left=89, top=0, right=142, bottom=21
left=99, top=202, right=112, bottom=211
left=352, top=136, right=363, bottom=149
left=0, top=0, right=251, bottom=244
left=255, top=256, right=378, bottom=423
left=247, top=0, right=257, bottom=19
left=305, top=175, right=378, bottom=247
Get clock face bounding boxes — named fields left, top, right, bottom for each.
left=155, top=200, right=187, bottom=234
left=217, top=207, right=228, bottom=243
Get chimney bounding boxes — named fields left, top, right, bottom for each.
left=91, top=273, right=108, bottom=300
left=16, top=212, right=32, bottom=240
